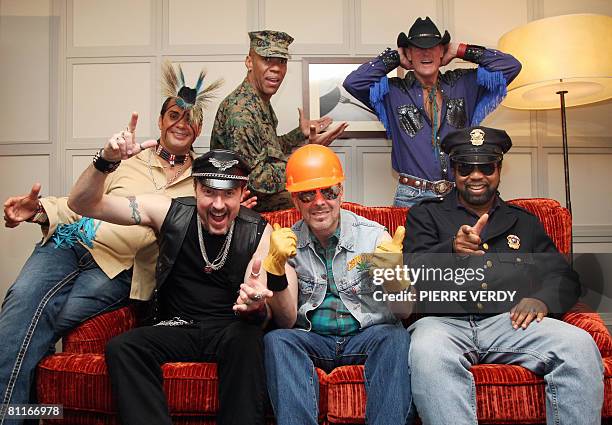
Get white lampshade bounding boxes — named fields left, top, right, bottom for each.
left=498, top=13, right=612, bottom=110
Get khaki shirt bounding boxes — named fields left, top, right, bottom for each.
left=39, top=149, right=195, bottom=301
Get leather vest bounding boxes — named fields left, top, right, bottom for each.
left=150, top=197, right=266, bottom=321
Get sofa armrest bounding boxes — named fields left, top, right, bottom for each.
left=62, top=305, right=139, bottom=354
left=562, top=305, right=612, bottom=358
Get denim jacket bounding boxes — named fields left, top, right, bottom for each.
left=289, top=209, right=399, bottom=331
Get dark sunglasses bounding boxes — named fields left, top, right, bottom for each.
left=296, top=185, right=341, bottom=203
left=456, top=162, right=498, bottom=177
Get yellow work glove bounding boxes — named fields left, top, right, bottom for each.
left=263, top=223, right=297, bottom=276
left=370, top=226, right=410, bottom=292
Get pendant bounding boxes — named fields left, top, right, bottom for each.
left=203, top=266, right=213, bottom=273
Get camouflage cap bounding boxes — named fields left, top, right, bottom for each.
left=248, top=30, right=293, bottom=59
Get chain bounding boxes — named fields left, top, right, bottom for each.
left=197, top=218, right=234, bottom=273
left=147, top=149, right=189, bottom=191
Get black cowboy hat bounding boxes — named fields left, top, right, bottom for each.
left=397, top=17, right=451, bottom=49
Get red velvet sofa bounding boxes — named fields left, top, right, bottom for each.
left=37, top=199, right=612, bottom=424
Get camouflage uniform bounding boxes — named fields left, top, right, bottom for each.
left=210, top=30, right=306, bottom=213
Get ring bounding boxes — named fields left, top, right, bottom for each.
left=139, top=143, right=145, bottom=151
left=251, top=293, right=263, bottom=302
left=250, top=270, right=261, bottom=278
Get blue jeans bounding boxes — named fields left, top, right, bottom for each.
left=0, top=241, right=131, bottom=425
left=393, top=176, right=438, bottom=207
left=264, top=324, right=413, bottom=425
left=408, top=314, right=604, bottom=425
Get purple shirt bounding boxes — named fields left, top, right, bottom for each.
left=343, top=48, right=521, bottom=181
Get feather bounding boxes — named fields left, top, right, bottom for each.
left=178, top=66, right=186, bottom=87
left=160, top=60, right=181, bottom=101
left=160, top=60, right=224, bottom=126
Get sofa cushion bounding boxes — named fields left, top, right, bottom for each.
left=326, top=362, right=612, bottom=424
left=37, top=353, right=328, bottom=421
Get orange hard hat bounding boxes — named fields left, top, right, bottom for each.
left=285, top=145, right=344, bottom=192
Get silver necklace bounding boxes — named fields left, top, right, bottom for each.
left=147, top=149, right=189, bottom=191
left=197, top=218, right=234, bottom=273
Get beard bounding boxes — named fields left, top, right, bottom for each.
left=457, top=183, right=498, bottom=206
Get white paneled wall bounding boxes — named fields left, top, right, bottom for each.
left=1, top=0, right=612, bottom=301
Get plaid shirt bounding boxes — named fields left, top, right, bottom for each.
left=308, top=227, right=360, bottom=336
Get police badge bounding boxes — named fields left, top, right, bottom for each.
left=470, top=128, right=485, bottom=146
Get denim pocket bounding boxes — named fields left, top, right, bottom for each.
left=394, top=184, right=421, bottom=203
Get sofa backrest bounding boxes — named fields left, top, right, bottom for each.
left=261, top=198, right=572, bottom=255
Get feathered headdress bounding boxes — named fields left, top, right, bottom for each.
left=160, top=60, right=223, bottom=126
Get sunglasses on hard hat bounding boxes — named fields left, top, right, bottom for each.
left=296, top=184, right=342, bottom=203
left=456, top=162, right=499, bottom=177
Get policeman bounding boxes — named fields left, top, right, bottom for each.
left=403, top=126, right=603, bottom=425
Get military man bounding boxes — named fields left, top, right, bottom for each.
left=211, top=30, right=348, bottom=212
left=404, top=126, right=604, bottom=424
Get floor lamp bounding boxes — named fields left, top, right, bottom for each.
left=498, top=13, right=612, bottom=256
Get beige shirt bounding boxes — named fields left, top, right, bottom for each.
left=39, top=149, right=195, bottom=301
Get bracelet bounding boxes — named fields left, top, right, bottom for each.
left=26, top=200, right=48, bottom=224
left=267, top=273, right=289, bottom=292
left=93, top=149, right=121, bottom=174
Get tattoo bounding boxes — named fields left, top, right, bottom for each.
left=127, top=196, right=142, bottom=224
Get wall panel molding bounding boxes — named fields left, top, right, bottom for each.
left=67, top=0, right=157, bottom=57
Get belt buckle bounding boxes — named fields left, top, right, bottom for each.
left=433, top=180, right=453, bottom=195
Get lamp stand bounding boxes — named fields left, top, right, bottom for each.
left=557, top=90, right=574, bottom=262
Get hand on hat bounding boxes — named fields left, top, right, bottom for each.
left=3, top=183, right=42, bottom=228
left=398, top=48, right=414, bottom=71
left=440, top=42, right=459, bottom=67
left=453, top=213, right=488, bottom=255
left=103, top=112, right=157, bottom=162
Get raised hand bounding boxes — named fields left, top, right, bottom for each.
left=308, top=122, right=349, bottom=146
left=299, top=107, right=332, bottom=136
left=298, top=107, right=348, bottom=146
left=440, top=42, right=459, bottom=66
left=240, top=188, right=257, bottom=209
left=103, top=112, right=157, bottom=162
left=398, top=48, right=413, bottom=71
left=4, top=183, right=42, bottom=228
left=370, top=226, right=409, bottom=291
left=233, top=258, right=273, bottom=314
left=263, top=223, right=297, bottom=276
left=453, top=213, right=489, bottom=255
left=510, top=297, right=548, bottom=329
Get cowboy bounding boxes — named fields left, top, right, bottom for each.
left=211, top=30, right=348, bottom=212
left=404, top=126, right=604, bottom=424
left=0, top=61, right=221, bottom=425
left=344, top=17, right=521, bottom=207
left=67, top=146, right=294, bottom=425
left=262, top=144, right=414, bottom=425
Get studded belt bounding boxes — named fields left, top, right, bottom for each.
left=398, top=175, right=454, bottom=196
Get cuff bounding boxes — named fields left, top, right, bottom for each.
left=378, top=48, right=400, bottom=73
left=456, top=43, right=467, bottom=59
left=267, top=273, right=289, bottom=292
left=462, top=44, right=486, bottom=63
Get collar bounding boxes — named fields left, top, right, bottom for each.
left=310, top=226, right=341, bottom=251
left=136, top=147, right=197, bottom=168
left=455, top=191, right=502, bottom=218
